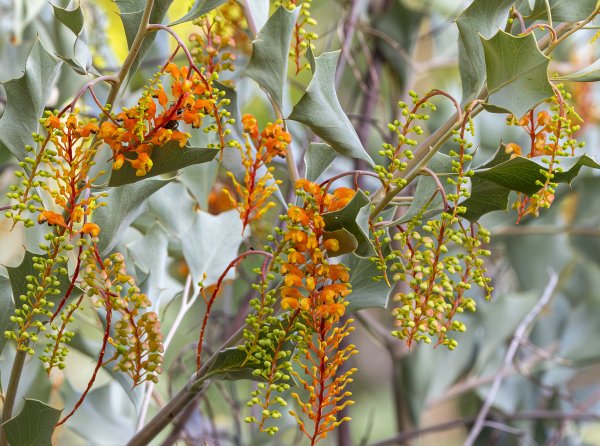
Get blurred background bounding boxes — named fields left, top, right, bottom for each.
left=2, top=0, right=600, bottom=445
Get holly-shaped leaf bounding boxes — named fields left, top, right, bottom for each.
left=108, top=144, right=219, bottom=186
left=245, top=6, right=300, bottom=114
left=456, top=0, right=514, bottom=103
left=288, top=51, right=374, bottom=165
left=0, top=40, right=62, bottom=161
left=472, top=153, right=600, bottom=196
left=1, top=399, right=61, bottom=446
left=462, top=147, right=600, bottom=220
left=52, top=0, right=84, bottom=36
left=93, top=178, right=172, bottom=255
left=482, top=30, right=554, bottom=118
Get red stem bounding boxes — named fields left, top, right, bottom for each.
left=56, top=244, right=112, bottom=426
left=196, top=250, right=273, bottom=370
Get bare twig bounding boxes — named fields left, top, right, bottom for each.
left=464, top=271, right=559, bottom=446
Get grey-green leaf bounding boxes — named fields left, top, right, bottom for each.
left=52, top=0, right=93, bottom=74
left=2, top=399, right=61, bottom=446
left=472, top=153, right=600, bottom=196
left=288, top=51, right=374, bottom=165
left=108, top=144, right=219, bottom=186
left=51, top=0, right=84, bottom=36
left=170, top=0, right=228, bottom=26
left=322, top=190, right=375, bottom=258
left=345, top=253, right=392, bottom=311
left=456, top=0, right=514, bottom=103
left=245, top=6, right=300, bottom=114
left=93, top=178, right=171, bottom=255
left=556, top=58, right=600, bottom=82
left=0, top=40, right=62, bottom=161
left=521, top=0, right=598, bottom=21
left=304, top=142, right=337, bottom=182
left=460, top=147, right=513, bottom=221
left=181, top=210, right=244, bottom=288
left=482, top=30, right=554, bottom=118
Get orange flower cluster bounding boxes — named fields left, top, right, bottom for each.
left=505, top=111, right=554, bottom=159
left=6, top=111, right=104, bottom=235
left=506, top=94, right=582, bottom=222
left=278, top=180, right=357, bottom=444
left=99, top=64, right=214, bottom=176
left=225, top=115, right=291, bottom=231
left=280, top=180, right=354, bottom=320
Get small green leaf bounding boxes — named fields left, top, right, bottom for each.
left=93, top=178, right=171, bottom=255
left=556, top=58, right=600, bottom=82
left=472, top=153, right=600, bottom=196
left=288, top=51, right=374, bottom=165
left=0, top=275, right=14, bottom=356
left=482, top=30, right=553, bottom=118
left=322, top=190, right=374, bottom=258
left=181, top=210, right=245, bottom=288
left=51, top=0, right=84, bottom=36
left=521, top=0, right=598, bottom=21
left=345, top=253, right=392, bottom=311
left=245, top=6, right=300, bottom=114
left=456, top=0, right=514, bottom=103
left=0, top=40, right=62, bottom=161
left=203, top=348, right=263, bottom=381
left=170, top=0, right=228, bottom=26
left=2, top=399, right=61, bottom=446
left=52, top=0, right=93, bottom=75
left=108, top=144, right=219, bottom=186
left=304, top=142, right=336, bottom=182
left=204, top=340, right=297, bottom=382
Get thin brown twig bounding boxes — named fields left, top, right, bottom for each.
left=464, top=271, right=559, bottom=446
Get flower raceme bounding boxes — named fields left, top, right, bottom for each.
left=281, top=180, right=357, bottom=444
left=241, top=180, right=358, bottom=443
left=505, top=90, right=584, bottom=222
left=225, top=114, right=291, bottom=231
left=280, top=180, right=355, bottom=320
left=99, top=63, right=214, bottom=176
